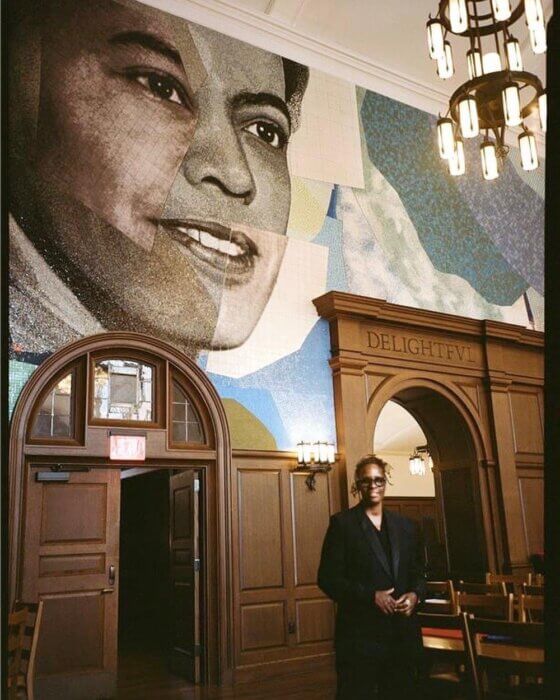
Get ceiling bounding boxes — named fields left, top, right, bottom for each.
left=150, top=0, right=551, bottom=148
left=213, top=0, right=548, bottom=111
left=373, top=401, right=426, bottom=454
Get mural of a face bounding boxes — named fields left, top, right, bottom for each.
left=10, top=0, right=298, bottom=352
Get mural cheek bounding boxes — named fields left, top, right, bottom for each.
left=36, top=52, right=196, bottom=252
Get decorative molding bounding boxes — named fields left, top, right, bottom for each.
left=314, top=291, right=543, bottom=347
left=137, top=0, right=545, bottom=155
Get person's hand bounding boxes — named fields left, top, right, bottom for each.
left=395, top=592, right=418, bottom=617
left=374, top=587, right=396, bottom=615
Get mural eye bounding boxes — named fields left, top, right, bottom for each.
left=245, top=121, right=286, bottom=149
left=134, top=72, right=185, bottom=106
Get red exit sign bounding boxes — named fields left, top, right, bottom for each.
left=109, top=435, right=146, bottom=461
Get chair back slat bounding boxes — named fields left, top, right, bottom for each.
left=456, top=592, right=514, bottom=621
left=464, top=615, right=544, bottom=700
left=519, top=594, right=544, bottom=623
left=486, top=572, right=530, bottom=596
left=9, top=600, right=44, bottom=700
left=458, top=581, right=507, bottom=596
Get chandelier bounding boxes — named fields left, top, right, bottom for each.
left=409, top=445, right=433, bottom=476
left=426, top=1, right=547, bottom=179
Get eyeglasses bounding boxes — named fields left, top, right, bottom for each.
left=357, top=477, right=386, bottom=488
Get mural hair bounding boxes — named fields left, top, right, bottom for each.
left=282, top=58, right=309, bottom=131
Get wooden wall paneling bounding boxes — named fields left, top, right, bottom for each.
left=232, top=455, right=338, bottom=679
left=237, top=469, right=284, bottom=591
left=290, top=471, right=335, bottom=652
left=517, top=471, right=544, bottom=558
left=509, top=388, right=544, bottom=457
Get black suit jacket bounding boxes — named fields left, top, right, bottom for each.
left=318, top=504, right=427, bottom=662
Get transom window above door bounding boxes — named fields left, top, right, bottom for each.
left=93, top=359, right=154, bottom=422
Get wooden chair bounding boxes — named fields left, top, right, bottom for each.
left=486, top=573, right=530, bottom=596
left=456, top=592, right=514, bottom=621
left=519, top=594, right=544, bottom=623
left=464, top=615, right=544, bottom=699
left=457, top=581, right=508, bottom=596
left=7, top=601, right=44, bottom=700
left=422, top=580, right=456, bottom=614
left=522, top=584, right=544, bottom=596
left=418, top=611, right=474, bottom=698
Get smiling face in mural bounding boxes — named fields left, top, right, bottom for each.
left=9, top=0, right=306, bottom=353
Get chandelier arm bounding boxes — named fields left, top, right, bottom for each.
left=472, top=0, right=484, bottom=56
left=440, top=1, right=525, bottom=37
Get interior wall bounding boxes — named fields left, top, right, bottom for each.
left=377, top=452, right=435, bottom=498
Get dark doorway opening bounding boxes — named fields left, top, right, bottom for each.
left=117, top=468, right=200, bottom=698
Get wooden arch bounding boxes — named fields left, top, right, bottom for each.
left=8, top=331, right=234, bottom=686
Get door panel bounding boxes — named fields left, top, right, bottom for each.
left=169, top=470, right=200, bottom=682
left=21, top=466, right=120, bottom=700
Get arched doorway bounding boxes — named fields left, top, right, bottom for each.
left=371, top=385, right=488, bottom=580
left=8, top=332, right=233, bottom=699
left=314, top=291, right=544, bottom=577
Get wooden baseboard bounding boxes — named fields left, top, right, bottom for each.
left=232, top=652, right=335, bottom=684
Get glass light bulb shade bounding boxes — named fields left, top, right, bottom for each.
left=449, top=139, right=466, bottom=176
left=529, top=24, right=547, bottom=54
left=525, top=0, right=544, bottom=29
left=317, top=441, right=329, bottom=464
left=492, top=0, right=512, bottom=21
left=467, top=48, right=483, bottom=79
left=502, top=83, right=522, bottom=126
left=437, top=117, right=455, bottom=159
left=482, top=51, right=502, bottom=74
left=505, top=38, right=523, bottom=71
left=481, top=141, right=499, bottom=180
left=538, top=92, right=547, bottom=131
left=326, top=444, right=336, bottom=464
left=302, top=442, right=313, bottom=464
left=409, top=454, right=422, bottom=476
left=519, top=131, right=538, bottom=171
left=297, top=442, right=305, bottom=465
left=449, top=0, right=468, bottom=33
left=458, top=96, right=479, bottom=138
left=427, top=19, right=445, bottom=59
left=436, top=41, right=454, bottom=79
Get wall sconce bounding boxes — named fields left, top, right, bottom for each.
left=408, top=445, right=433, bottom=476
left=294, top=441, right=335, bottom=491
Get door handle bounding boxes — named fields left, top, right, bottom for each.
left=101, top=588, right=114, bottom=594
left=108, top=565, right=116, bottom=586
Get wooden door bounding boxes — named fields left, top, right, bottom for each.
left=20, top=465, right=121, bottom=700
left=169, top=470, right=200, bottom=682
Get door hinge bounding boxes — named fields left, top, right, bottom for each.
left=194, top=643, right=202, bottom=656
left=194, top=478, right=200, bottom=493
left=194, top=558, right=201, bottom=572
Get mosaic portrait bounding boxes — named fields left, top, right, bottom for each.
left=8, top=0, right=544, bottom=450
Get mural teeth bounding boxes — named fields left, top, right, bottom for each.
left=199, top=231, right=219, bottom=250
left=217, top=239, right=241, bottom=256
left=186, top=227, right=200, bottom=242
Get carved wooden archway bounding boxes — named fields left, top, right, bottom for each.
left=9, top=331, right=234, bottom=687
left=314, top=292, right=544, bottom=576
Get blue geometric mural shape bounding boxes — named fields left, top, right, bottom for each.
left=312, top=216, right=349, bottom=292
left=360, top=91, right=529, bottom=305
left=208, top=319, right=335, bottom=451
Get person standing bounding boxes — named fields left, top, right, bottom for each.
left=318, top=454, right=426, bottom=699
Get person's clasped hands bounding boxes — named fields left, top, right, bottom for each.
left=374, top=588, right=418, bottom=616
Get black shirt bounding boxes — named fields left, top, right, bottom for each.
left=369, top=513, right=393, bottom=577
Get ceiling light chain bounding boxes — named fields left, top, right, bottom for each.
left=426, top=0, right=546, bottom=179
